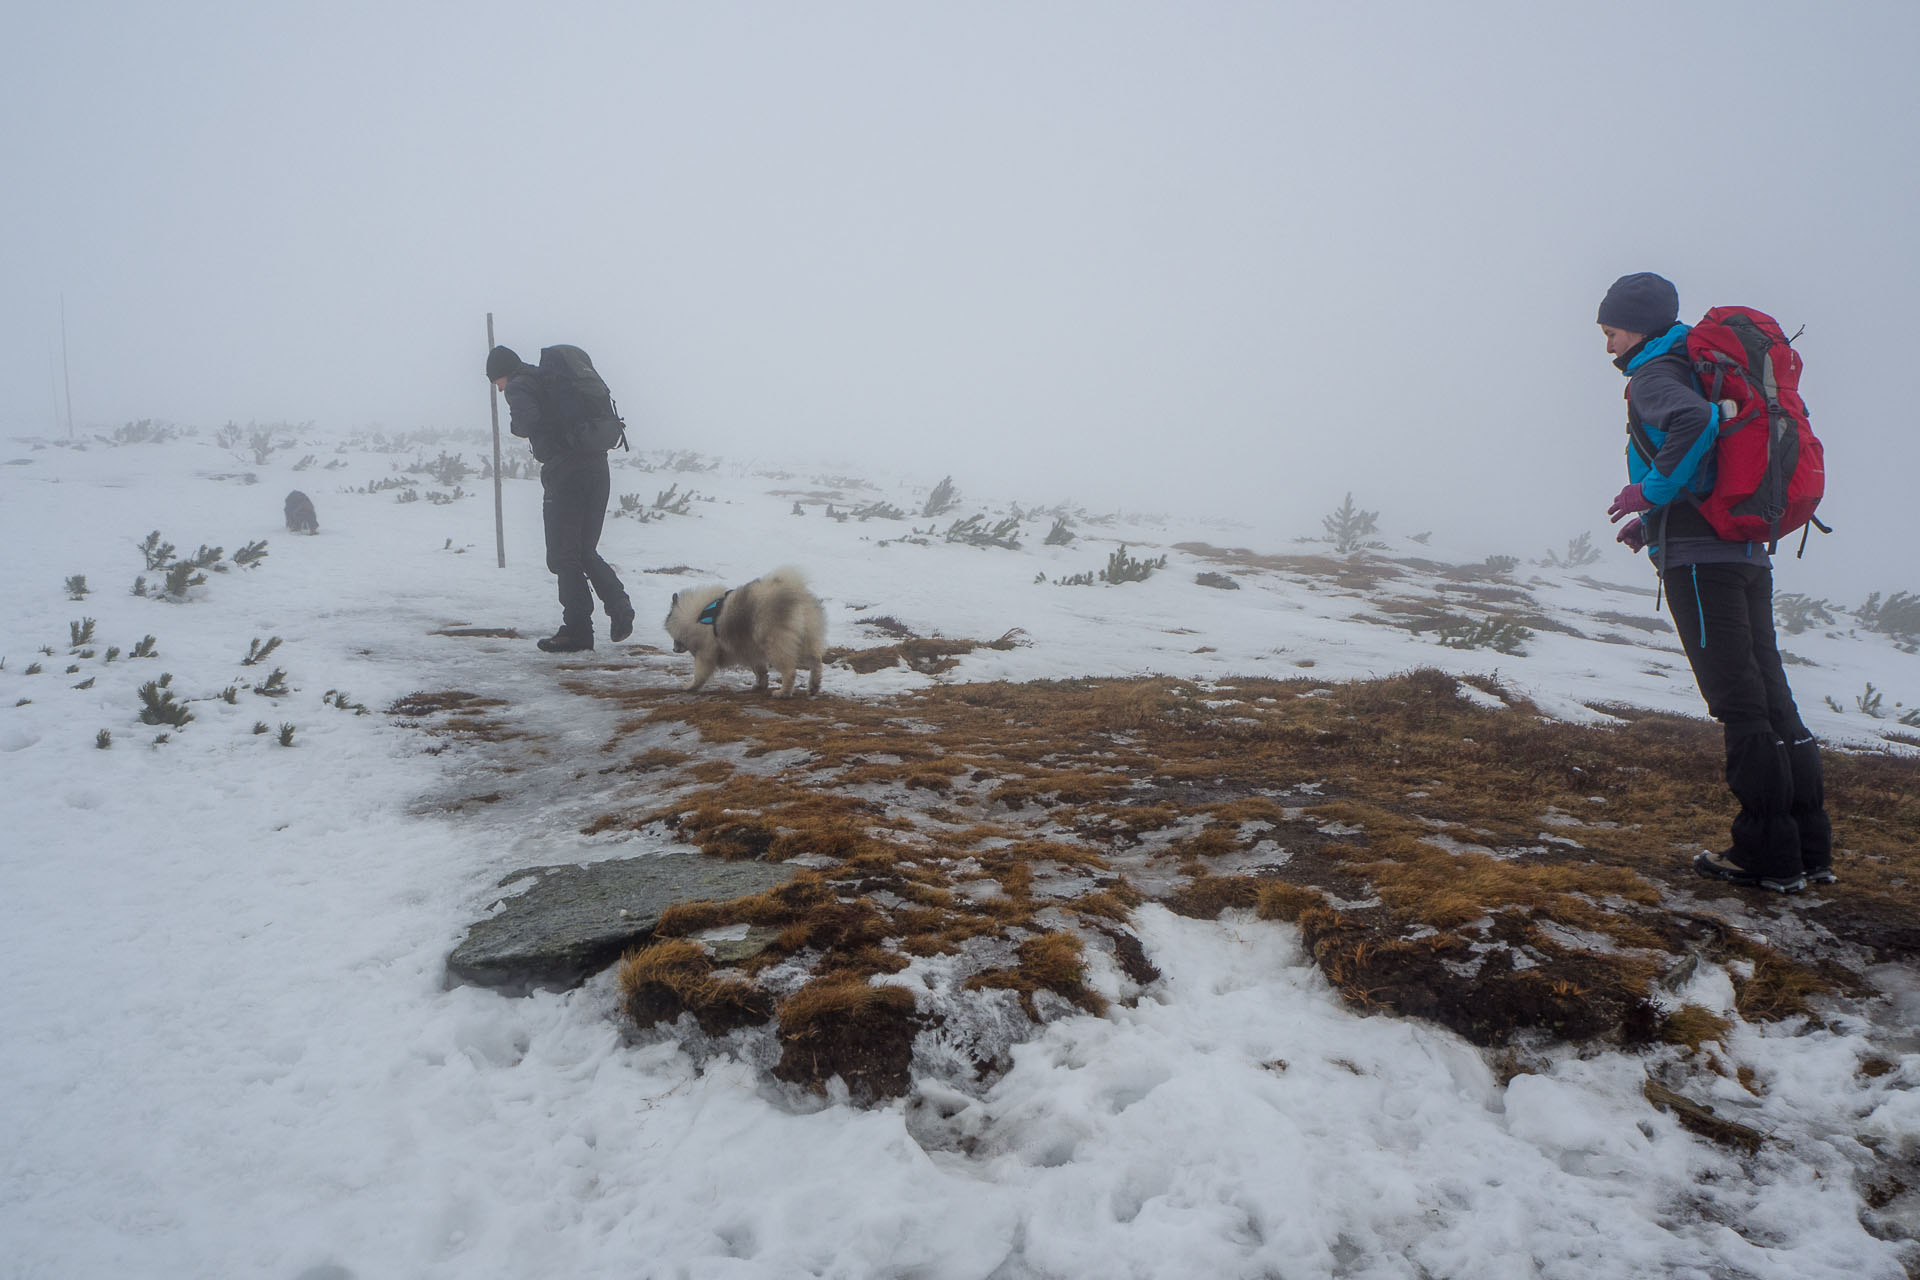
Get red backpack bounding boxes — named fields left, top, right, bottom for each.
left=1685, top=306, right=1826, bottom=548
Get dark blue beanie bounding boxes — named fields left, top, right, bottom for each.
left=485, top=345, right=524, bottom=380
left=1596, top=273, right=1679, bottom=335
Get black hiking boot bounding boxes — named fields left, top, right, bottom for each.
left=536, top=628, right=594, bottom=653
left=1693, top=851, right=1805, bottom=895
left=1803, top=865, right=1838, bottom=886
left=609, top=605, right=635, bottom=643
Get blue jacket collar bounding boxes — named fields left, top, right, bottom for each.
left=1623, top=323, right=1690, bottom=374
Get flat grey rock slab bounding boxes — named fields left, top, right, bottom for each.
left=447, top=854, right=797, bottom=993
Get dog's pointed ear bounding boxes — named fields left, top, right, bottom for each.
left=669, top=592, right=679, bottom=608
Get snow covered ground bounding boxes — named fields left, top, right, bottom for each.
left=2, top=427, right=1916, bottom=1279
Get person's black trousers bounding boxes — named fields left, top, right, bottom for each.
left=540, top=452, right=630, bottom=639
left=1663, top=561, right=1832, bottom=880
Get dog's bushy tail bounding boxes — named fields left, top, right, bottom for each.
left=761, top=565, right=811, bottom=593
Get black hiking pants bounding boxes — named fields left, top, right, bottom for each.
left=1663, top=562, right=1831, bottom=880
left=540, top=451, right=630, bottom=639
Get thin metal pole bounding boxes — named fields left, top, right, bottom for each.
left=488, top=312, right=506, bottom=568
left=61, top=296, right=74, bottom=440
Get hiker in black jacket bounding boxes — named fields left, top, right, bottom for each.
left=488, top=345, right=634, bottom=653
left=1598, top=272, right=1833, bottom=894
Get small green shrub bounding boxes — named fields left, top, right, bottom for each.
left=137, top=674, right=192, bottom=727
left=922, top=476, right=960, bottom=518
left=1101, top=546, right=1168, bottom=584
left=1775, top=593, right=1837, bottom=635
left=1436, top=618, right=1533, bottom=656
left=945, top=514, right=1022, bottom=550
left=1321, top=493, right=1385, bottom=556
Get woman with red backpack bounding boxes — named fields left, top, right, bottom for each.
left=1598, top=271, right=1833, bottom=894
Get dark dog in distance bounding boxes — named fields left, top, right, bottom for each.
left=284, top=490, right=318, bottom=534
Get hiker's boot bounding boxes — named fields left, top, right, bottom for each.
left=1802, top=864, right=1838, bottom=886
left=1693, top=851, right=1805, bottom=895
left=537, top=627, right=594, bottom=653
left=609, top=605, right=635, bottom=643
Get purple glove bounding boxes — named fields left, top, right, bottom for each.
left=1608, top=483, right=1652, bottom=523
left=1615, top=516, right=1646, bottom=552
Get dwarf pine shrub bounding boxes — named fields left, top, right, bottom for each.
left=1045, top=517, right=1075, bottom=547
left=1321, top=493, right=1386, bottom=556
left=1101, top=545, right=1168, bottom=584
left=945, top=514, right=1022, bottom=550
left=278, top=723, right=296, bottom=746
left=1855, top=591, right=1920, bottom=643
left=323, top=689, right=368, bottom=715
left=1538, top=532, right=1602, bottom=568
left=242, top=636, right=282, bottom=666
left=140, top=531, right=176, bottom=571
left=104, top=646, right=120, bottom=663
left=233, top=540, right=268, bottom=568
left=70, top=618, right=95, bottom=648
left=653, top=484, right=693, bottom=515
left=1484, top=555, right=1520, bottom=578
left=850, top=500, right=905, bottom=521
left=25, top=662, right=43, bottom=675
left=65, top=575, right=89, bottom=600
left=96, top=729, right=111, bottom=749
left=413, top=451, right=471, bottom=487
left=1857, top=683, right=1885, bottom=718
left=922, top=476, right=960, bottom=518
left=253, top=668, right=289, bottom=697
left=1436, top=617, right=1533, bottom=656
left=252, top=721, right=270, bottom=735
left=137, top=674, right=192, bottom=727
left=160, top=562, right=207, bottom=600
left=131, top=635, right=157, bottom=658
left=1776, top=594, right=1837, bottom=635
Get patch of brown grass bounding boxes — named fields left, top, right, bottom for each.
left=965, top=931, right=1108, bottom=1018
left=1659, top=1003, right=1733, bottom=1054
left=772, top=973, right=920, bottom=1100
left=561, top=664, right=1915, bottom=1059
left=616, top=939, right=774, bottom=1036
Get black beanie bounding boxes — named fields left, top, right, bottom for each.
left=485, top=345, right=524, bottom=380
left=1596, top=273, right=1679, bottom=336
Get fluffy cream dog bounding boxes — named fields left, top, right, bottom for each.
left=663, top=567, right=826, bottom=697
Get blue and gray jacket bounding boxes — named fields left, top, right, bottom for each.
left=1619, top=324, right=1765, bottom=570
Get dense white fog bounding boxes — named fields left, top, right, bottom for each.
left=4, top=1, right=1916, bottom=601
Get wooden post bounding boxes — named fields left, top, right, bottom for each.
left=61, top=296, right=74, bottom=441
left=487, top=313, right=506, bottom=568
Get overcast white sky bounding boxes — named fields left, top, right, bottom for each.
left=4, top=1, right=1915, bottom=598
